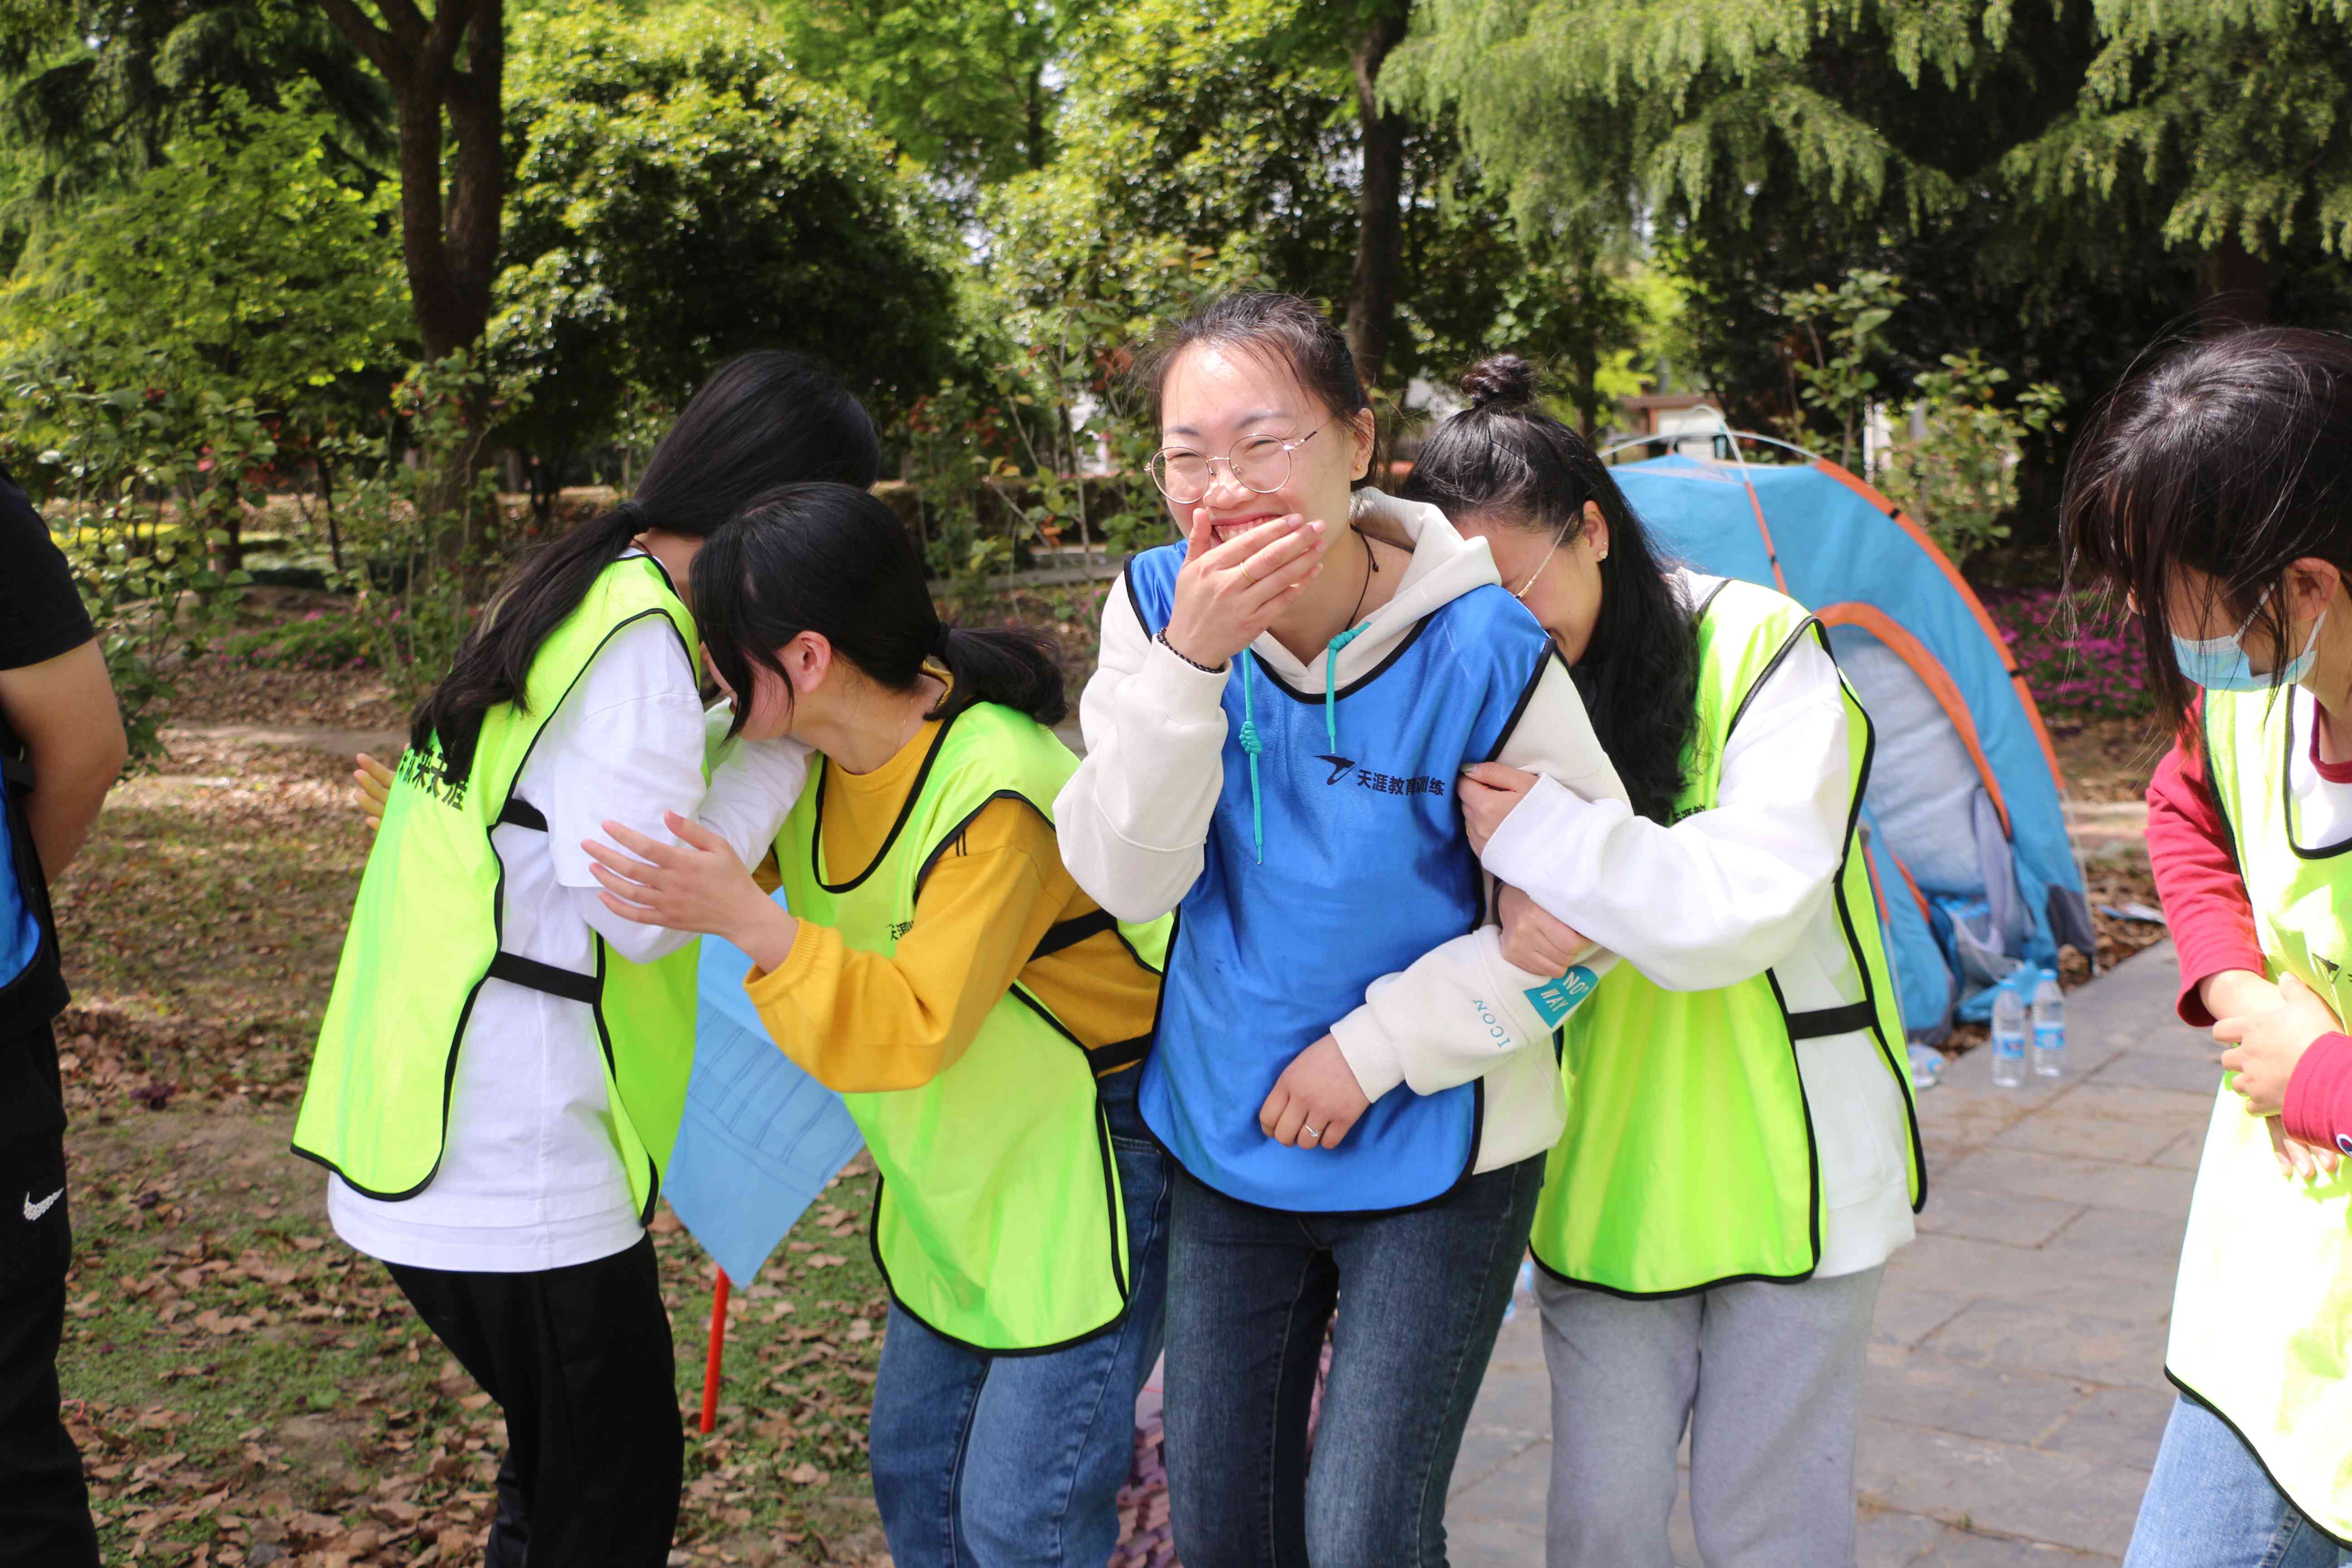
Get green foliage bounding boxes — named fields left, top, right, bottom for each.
left=9, top=91, right=409, bottom=421
left=1879, top=351, right=2065, bottom=566
left=2003, top=0, right=2352, bottom=258
left=224, top=610, right=377, bottom=671
left=0, top=0, right=391, bottom=197
left=0, top=368, right=265, bottom=759
left=762, top=0, right=1078, bottom=184
left=492, top=12, right=961, bottom=469
left=1778, top=270, right=1903, bottom=471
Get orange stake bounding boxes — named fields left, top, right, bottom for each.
left=699, top=1267, right=731, bottom=1435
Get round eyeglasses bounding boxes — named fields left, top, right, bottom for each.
left=1147, top=422, right=1329, bottom=506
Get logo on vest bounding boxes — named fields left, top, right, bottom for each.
left=397, top=746, right=469, bottom=809
left=1315, top=755, right=1447, bottom=798
left=1523, top=965, right=1600, bottom=1029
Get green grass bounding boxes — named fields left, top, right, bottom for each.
left=49, top=737, right=895, bottom=1566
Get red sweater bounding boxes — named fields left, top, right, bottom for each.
left=2149, top=697, right=2352, bottom=1152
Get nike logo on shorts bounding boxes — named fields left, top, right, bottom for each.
left=23, top=1187, right=61, bottom=1222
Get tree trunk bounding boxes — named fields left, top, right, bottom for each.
left=313, top=0, right=505, bottom=553
left=2195, top=235, right=2270, bottom=334
left=1346, top=4, right=1411, bottom=390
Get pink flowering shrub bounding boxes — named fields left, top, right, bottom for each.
left=1983, top=588, right=2152, bottom=720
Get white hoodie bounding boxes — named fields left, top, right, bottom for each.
left=1054, top=490, right=1627, bottom=1176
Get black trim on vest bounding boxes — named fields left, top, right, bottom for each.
left=1248, top=614, right=1435, bottom=704
left=810, top=710, right=962, bottom=895
left=1480, top=644, right=1566, bottom=765
left=485, top=951, right=600, bottom=1004
left=1084, top=1034, right=1154, bottom=1076
left=1691, top=577, right=1734, bottom=623
left=861, top=981, right=1137, bottom=1357
left=2165, top=1369, right=2352, bottom=1552
left=290, top=585, right=691, bottom=1222
left=2200, top=705, right=2244, bottom=880
left=1034, top=909, right=1119, bottom=960
left=497, top=797, right=549, bottom=832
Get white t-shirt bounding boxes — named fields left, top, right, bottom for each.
left=2286, top=684, right=2352, bottom=850
left=331, top=594, right=719, bottom=1273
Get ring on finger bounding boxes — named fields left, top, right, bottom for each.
left=1301, top=1123, right=1323, bottom=1144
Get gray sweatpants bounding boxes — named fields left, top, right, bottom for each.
left=1536, top=1264, right=1883, bottom=1568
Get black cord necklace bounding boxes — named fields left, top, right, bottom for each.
left=1343, top=524, right=1380, bottom=631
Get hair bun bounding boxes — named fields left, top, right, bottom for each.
left=1461, top=354, right=1539, bottom=411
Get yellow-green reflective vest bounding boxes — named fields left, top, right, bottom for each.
left=2172, top=688, right=2352, bottom=1540
left=1529, top=579, right=1924, bottom=1296
left=776, top=701, right=1170, bottom=1353
left=294, top=557, right=703, bottom=1221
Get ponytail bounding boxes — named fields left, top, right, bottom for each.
left=932, top=625, right=1068, bottom=727
left=407, top=351, right=880, bottom=780
left=698, top=482, right=1067, bottom=738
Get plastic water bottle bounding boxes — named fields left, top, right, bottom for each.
left=2031, top=968, right=2066, bottom=1078
left=1990, top=975, right=2027, bottom=1088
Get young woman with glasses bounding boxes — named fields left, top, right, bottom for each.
left=1054, top=293, right=1626, bottom=1565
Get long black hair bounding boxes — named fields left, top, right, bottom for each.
left=697, top=482, right=1067, bottom=737
left=2063, top=326, right=2352, bottom=732
left=1402, top=355, right=1700, bottom=825
left=409, top=351, right=880, bottom=778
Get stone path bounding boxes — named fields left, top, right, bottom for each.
left=1446, top=940, right=2212, bottom=1565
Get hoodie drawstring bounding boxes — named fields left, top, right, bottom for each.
left=1237, top=650, right=1265, bottom=865
left=1324, top=625, right=1364, bottom=754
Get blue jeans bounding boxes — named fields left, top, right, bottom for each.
left=867, top=1068, right=1171, bottom=1568
left=1162, top=1154, right=1547, bottom=1568
left=2126, top=1394, right=2352, bottom=1568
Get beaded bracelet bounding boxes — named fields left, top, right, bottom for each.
left=1154, top=628, right=1225, bottom=674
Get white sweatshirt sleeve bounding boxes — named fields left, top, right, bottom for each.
left=1052, top=573, right=1235, bottom=921
left=1327, top=652, right=1632, bottom=1101
left=1479, top=633, right=1852, bottom=993
left=694, top=735, right=814, bottom=869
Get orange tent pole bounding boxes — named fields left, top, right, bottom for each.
left=699, top=1267, right=731, bottom=1435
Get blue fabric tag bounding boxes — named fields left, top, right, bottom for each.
left=1523, top=965, right=1601, bottom=1030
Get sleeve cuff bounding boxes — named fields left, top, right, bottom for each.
left=1328, top=1006, right=1406, bottom=1103
left=2284, top=1032, right=2352, bottom=1152
left=744, top=921, right=831, bottom=1004
left=1137, top=633, right=1235, bottom=712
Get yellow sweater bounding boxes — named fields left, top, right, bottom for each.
left=745, top=711, right=1160, bottom=1094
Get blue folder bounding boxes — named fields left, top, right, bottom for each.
left=662, top=897, right=865, bottom=1284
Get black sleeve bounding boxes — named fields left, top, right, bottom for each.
left=0, top=461, right=94, bottom=674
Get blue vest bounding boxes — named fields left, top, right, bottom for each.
left=1124, top=543, right=1556, bottom=1211
left=0, top=754, right=48, bottom=1000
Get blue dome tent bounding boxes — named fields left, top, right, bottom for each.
left=1606, top=438, right=2096, bottom=1043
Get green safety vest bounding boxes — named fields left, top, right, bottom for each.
left=776, top=700, right=1171, bottom=1352
left=294, top=556, right=703, bottom=1221
left=1529, top=579, right=1924, bottom=1296
left=2172, top=687, right=2352, bottom=1541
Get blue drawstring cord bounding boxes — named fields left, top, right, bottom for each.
left=1324, top=625, right=1365, bottom=754
left=1237, top=651, right=1264, bottom=864
left=1234, top=624, right=1366, bottom=870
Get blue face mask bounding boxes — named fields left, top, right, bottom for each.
left=2172, top=592, right=2328, bottom=693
